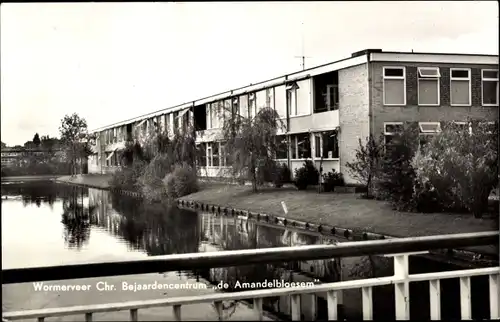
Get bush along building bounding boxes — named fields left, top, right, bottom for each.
left=88, top=49, right=499, bottom=184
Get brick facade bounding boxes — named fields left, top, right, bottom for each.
left=370, top=61, right=499, bottom=139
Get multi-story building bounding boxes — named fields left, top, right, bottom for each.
left=89, top=49, right=499, bottom=184
left=1, top=147, right=64, bottom=167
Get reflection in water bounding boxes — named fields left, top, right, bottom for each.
left=2, top=181, right=58, bottom=209
left=2, top=183, right=491, bottom=320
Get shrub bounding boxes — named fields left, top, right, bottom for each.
left=377, top=125, right=419, bottom=210
left=294, top=166, right=309, bottom=190
left=273, top=163, right=292, bottom=188
left=110, top=160, right=146, bottom=192
left=138, top=154, right=173, bottom=203
left=412, top=121, right=498, bottom=217
left=294, top=160, right=319, bottom=190
left=322, top=169, right=345, bottom=192
left=163, top=163, right=199, bottom=199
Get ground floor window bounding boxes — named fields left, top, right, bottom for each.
left=418, top=122, right=441, bottom=148
left=275, top=136, right=288, bottom=159
left=314, top=130, right=339, bottom=159
left=383, top=122, right=404, bottom=146
left=290, top=133, right=311, bottom=159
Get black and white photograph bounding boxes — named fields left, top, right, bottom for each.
left=1, top=1, right=499, bottom=321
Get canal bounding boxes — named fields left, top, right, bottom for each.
left=1, top=182, right=495, bottom=321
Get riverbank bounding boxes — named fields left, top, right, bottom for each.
left=56, top=174, right=113, bottom=189
left=1, top=175, right=61, bottom=182
left=54, top=174, right=498, bottom=250
left=180, top=184, right=498, bottom=239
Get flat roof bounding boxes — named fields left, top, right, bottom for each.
left=91, top=49, right=499, bottom=133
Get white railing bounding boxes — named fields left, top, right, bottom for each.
left=3, top=232, right=499, bottom=321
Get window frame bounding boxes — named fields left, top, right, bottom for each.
left=417, top=67, right=441, bottom=106
left=286, top=82, right=298, bottom=116
left=481, top=69, right=499, bottom=107
left=248, top=93, right=257, bottom=119
left=418, top=122, right=441, bottom=149
left=452, top=121, right=472, bottom=135
left=291, top=133, right=311, bottom=160
left=206, top=144, right=213, bottom=167
left=450, top=68, right=472, bottom=106
left=383, top=122, right=404, bottom=146
left=314, top=131, right=339, bottom=159
left=383, top=66, right=406, bottom=106
left=418, top=122, right=442, bottom=134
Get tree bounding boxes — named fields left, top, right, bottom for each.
left=59, top=113, right=91, bottom=176
left=413, top=121, right=498, bottom=218
left=345, top=135, right=383, bottom=198
left=33, top=133, right=41, bottom=147
left=221, top=106, right=285, bottom=192
left=1, top=141, right=6, bottom=149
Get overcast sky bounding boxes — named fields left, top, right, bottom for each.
left=1, top=1, right=498, bottom=146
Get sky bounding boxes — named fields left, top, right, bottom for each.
left=1, top=1, right=498, bottom=146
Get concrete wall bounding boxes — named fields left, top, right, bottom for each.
left=370, top=61, right=499, bottom=138
left=338, top=63, right=370, bottom=184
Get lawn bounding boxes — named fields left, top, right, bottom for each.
left=182, top=183, right=498, bottom=239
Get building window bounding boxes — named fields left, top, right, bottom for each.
left=314, top=130, right=339, bottom=159
left=418, top=67, right=440, bottom=106
left=206, top=105, right=212, bottom=129
left=451, top=121, right=472, bottom=135
left=419, top=122, right=441, bottom=148
left=450, top=68, right=471, bottom=106
left=286, top=82, right=298, bottom=116
left=383, top=122, right=404, bottom=146
left=248, top=93, right=256, bottom=119
left=165, top=114, right=171, bottom=134
left=232, top=97, right=239, bottom=119
left=383, top=67, right=406, bottom=106
left=275, top=136, right=288, bottom=159
left=220, top=142, right=231, bottom=166
left=482, top=69, right=499, bottom=106
left=291, top=133, right=311, bottom=159
left=206, top=144, right=213, bottom=167
left=212, top=142, right=219, bottom=167
left=173, top=111, right=179, bottom=133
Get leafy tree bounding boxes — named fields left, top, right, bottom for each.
left=345, top=135, right=383, bottom=198
left=413, top=121, right=498, bottom=218
left=33, top=133, right=41, bottom=147
left=1, top=141, right=6, bottom=149
left=221, top=106, right=285, bottom=192
left=59, top=113, right=92, bottom=176
left=40, top=136, right=61, bottom=152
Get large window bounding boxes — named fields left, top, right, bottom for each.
left=383, top=67, right=406, bottom=105
left=291, top=133, right=311, bottom=159
left=314, top=130, right=339, bottom=159
left=275, top=136, right=288, bottom=159
left=418, top=67, right=440, bottom=106
left=286, top=82, right=298, bottom=116
left=419, top=122, right=441, bottom=148
left=482, top=69, right=499, bottom=106
left=450, top=68, right=471, bottom=106
left=383, top=122, right=404, bottom=146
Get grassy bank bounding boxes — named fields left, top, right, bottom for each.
left=1, top=175, right=61, bottom=182
left=56, top=174, right=113, bottom=189
left=181, top=183, right=498, bottom=239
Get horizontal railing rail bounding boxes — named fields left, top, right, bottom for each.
left=2, top=231, right=498, bottom=285
left=3, top=231, right=499, bottom=321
